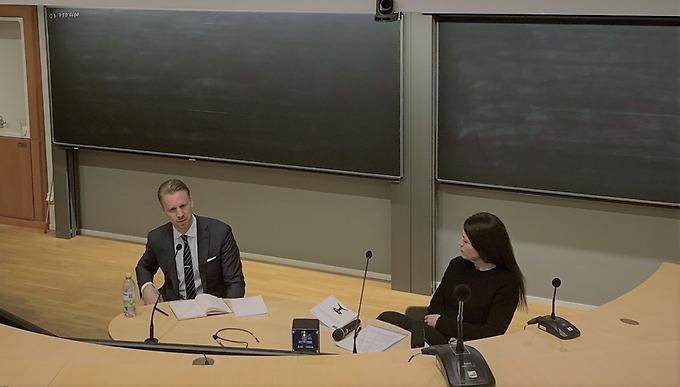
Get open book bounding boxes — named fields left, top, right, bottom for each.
left=169, top=293, right=232, bottom=320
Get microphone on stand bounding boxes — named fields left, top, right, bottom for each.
left=527, top=277, right=580, bottom=340
left=550, top=277, right=559, bottom=319
left=422, top=284, right=495, bottom=387
left=352, top=250, right=372, bottom=354
left=143, top=244, right=180, bottom=343
left=453, top=284, right=471, bottom=354
left=144, top=293, right=162, bottom=344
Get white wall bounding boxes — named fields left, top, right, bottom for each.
left=77, top=150, right=394, bottom=276
left=0, top=19, right=29, bottom=138
left=438, top=185, right=679, bottom=305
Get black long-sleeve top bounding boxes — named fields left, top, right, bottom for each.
left=428, top=256, right=520, bottom=341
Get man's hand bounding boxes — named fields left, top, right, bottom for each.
left=424, top=314, right=441, bottom=328
left=141, top=284, right=161, bottom=305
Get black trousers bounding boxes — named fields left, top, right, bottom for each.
left=378, top=306, right=450, bottom=347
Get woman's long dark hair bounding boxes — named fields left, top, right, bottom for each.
left=464, top=212, right=527, bottom=310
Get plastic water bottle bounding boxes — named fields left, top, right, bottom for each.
left=122, top=273, right=137, bottom=318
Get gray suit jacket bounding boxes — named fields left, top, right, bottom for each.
left=135, top=215, right=246, bottom=301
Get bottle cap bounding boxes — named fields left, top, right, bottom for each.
left=125, top=272, right=132, bottom=279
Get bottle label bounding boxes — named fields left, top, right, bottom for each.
left=123, top=286, right=136, bottom=317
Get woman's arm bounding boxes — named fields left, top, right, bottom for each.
left=435, top=279, right=519, bottom=340
left=427, top=259, right=456, bottom=314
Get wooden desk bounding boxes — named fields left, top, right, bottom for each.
left=470, top=262, right=680, bottom=386
left=1, top=322, right=443, bottom=386
left=1, top=263, right=678, bottom=386
left=109, top=297, right=413, bottom=353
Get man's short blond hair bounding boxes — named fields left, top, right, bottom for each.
left=157, top=179, right=191, bottom=203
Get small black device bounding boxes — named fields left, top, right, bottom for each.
left=292, top=318, right=320, bottom=353
left=374, top=0, right=400, bottom=22
left=526, top=278, right=580, bottom=340
left=421, top=284, right=495, bottom=387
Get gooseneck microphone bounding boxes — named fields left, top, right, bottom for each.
left=352, top=250, right=372, bottom=354
left=454, top=284, right=471, bottom=354
left=143, top=244, right=181, bottom=343
left=332, top=319, right=361, bottom=341
left=144, top=293, right=162, bottom=344
left=527, top=277, right=580, bottom=340
left=421, top=284, right=495, bottom=386
left=550, top=277, right=560, bottom=320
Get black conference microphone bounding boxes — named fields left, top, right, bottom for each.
left=143, top=244, right=180, bottom=343
left=332, top=319, right=361, bottom=341
left=144, top=293, right=162, bottom=344
left=352, top=250, right=372, bottom=354
left=422, top=284, right=495, bottom=387
left=527, top=277, right=580, bottom=340
left=550, top=277, right=560, bottom=320
left=453, top=284, right=471, bottom=354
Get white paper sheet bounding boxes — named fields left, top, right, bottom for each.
left=336, top=325, right=406, bottom=353
left=310, top=295, right=357, bottom=330
left=229, top=295, right=269, bottom=318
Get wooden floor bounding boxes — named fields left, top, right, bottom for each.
left=0, top=224, right=581, bottom=339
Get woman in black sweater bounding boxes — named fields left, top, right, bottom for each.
left=381, top=212, right=526, bottom=345
left=424, top=212, right=527, bottom=343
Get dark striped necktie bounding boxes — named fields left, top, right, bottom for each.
left=180, top=234, right=197, bottom=299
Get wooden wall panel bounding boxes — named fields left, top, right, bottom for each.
left=0, top=137, right=34, bottom=219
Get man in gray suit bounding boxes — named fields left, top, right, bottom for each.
left=136, top=179, right=246, bottom=304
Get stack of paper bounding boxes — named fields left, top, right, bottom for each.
left=310, top=295, right=357, bottom=330
left=229, top=295, right=269, bottom=318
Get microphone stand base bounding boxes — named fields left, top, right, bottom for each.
left=192, top=356, right=215, bottom=366
left=144, top=338, right=159, bottom=344
left=426, top=344, right=495, bottom=387
left=536, top=315, right=581, bottom=340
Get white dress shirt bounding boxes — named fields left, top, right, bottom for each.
left=141, top=214, right=204, bottom=299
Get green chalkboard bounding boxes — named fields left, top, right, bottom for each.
left=48, top=8, right=402, bottom=179
left=437, top=15, right=679, bottom=206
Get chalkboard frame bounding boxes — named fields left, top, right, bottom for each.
left=435, top=14, right=680, bottom=207
left=46, top=8, right=403, bottom=181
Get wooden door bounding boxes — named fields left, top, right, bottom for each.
left=0, top=5, right=47, bottom=227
